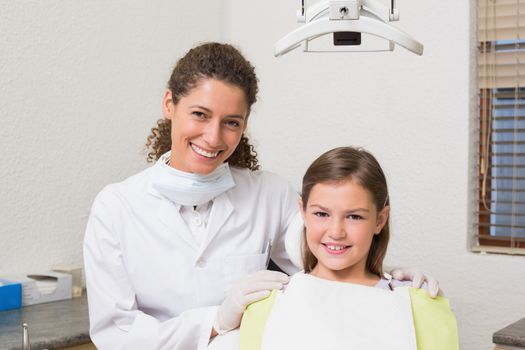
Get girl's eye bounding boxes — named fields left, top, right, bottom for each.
left=348, top=214, right=364, bottom=220
left=313, top=211, right=328, bottom=218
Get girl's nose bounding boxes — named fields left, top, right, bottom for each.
left=327, top=218, right=347, bottom=239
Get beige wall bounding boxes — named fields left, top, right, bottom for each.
left=0, top=1, right=223, bottom=272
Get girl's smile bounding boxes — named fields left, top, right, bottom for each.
left=322, top=243, right=351, bottom=255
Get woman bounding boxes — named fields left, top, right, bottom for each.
left=83, top=42, right=438, bottom=350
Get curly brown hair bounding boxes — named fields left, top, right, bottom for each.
left=145, top=42, right=260, bottom=170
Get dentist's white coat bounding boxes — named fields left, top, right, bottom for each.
left=83, top=166, right=299, bottom=350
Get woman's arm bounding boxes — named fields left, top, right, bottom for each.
left=265, top=175, right=302, bottom=275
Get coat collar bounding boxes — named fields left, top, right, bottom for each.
left=154, top=192, right=235, bottom=256
left=150, top=168, right=235, bottom=255
left=197, top=192, right=234, bottom=256
left=156, top=199, right=198, bottom=250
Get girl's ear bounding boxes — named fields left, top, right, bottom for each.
left=298, top=197, right=306, bottom=221
left=162, top=89, right=176, bottom=120
left=375, top=205, right=390, bottom=235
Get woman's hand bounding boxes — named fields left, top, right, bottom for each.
left=213, top=270, right=289, bottom=335
left=389, top=267, right=442, bottom=298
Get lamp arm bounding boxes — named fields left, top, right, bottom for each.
left=302, top=0, right=398, bottom=24
left=362, top=0, right=398, bottom=22
left=304, top=1, right=330, bottom=23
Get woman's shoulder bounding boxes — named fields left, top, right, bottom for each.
left=92, top=166, right=153, bottom=205
left=230, top=167, right=286, bottom=182
left=230, top=167, right=296, bottom=193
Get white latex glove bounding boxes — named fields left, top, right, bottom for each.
left=389, top=267, right=442, bottom=298
left=213, top=270, right=289, bottom=335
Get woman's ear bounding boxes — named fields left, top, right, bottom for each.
left=375, top=205, right=390, bottom=234
left=242, top=115, right=249, bottom=133
left=162, top=89, right=175, bottom=120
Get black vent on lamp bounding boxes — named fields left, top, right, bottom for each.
left=333, top=31, right=361, bottom=46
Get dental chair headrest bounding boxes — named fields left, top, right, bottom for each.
left=284, top=212, right=305, bottom=270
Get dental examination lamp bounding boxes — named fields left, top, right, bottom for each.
left=275, top=0, right=423, bottom=56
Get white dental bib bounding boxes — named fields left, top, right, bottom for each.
left=261, top=273, right=417, bottom=350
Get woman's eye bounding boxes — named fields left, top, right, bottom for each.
left=313, top=212, right=328, bottom=218
left=192, top=111, right=206, bottom=118
left=225, top=120, right=241, bottom=128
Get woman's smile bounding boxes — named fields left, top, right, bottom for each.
left=190, top=143, right=222, bottom=159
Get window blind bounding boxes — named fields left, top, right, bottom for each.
left=476, top=0, right=525, bottom=252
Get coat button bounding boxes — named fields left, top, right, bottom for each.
left=191, top=212, right=203, bottom=226
left=196, top=258, right=207, bottom=268
left=192, top=216, right=203, bottom=226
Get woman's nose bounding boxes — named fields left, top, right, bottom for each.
left=203, top=121, right=222, bottom=147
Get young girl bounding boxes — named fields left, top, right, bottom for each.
left=208, top=146, right=458, bottom=350
left=297, top=145, right=392, bottom=288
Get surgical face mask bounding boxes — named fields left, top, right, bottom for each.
left=150, top=152, right=235, bottom=206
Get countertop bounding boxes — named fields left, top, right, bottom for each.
left=0, top=295, right=90, bottom=350
left=493, top=317, right=525, bottom=348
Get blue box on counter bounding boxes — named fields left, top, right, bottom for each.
left=0, top=279, right=22, bottom=311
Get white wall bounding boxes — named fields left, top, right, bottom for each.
left=2, top=1, right=525, bottom=349
left=223, top=0, right=525, bottom=349
left=0, top=1, right=223, bottom=272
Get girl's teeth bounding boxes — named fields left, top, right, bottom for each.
left=191, top=144, right=219, bottom=158
left=327, top=245, right=346, bottom=251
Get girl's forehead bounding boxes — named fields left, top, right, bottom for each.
left=313, top=178, right=366, bottom=192
left=309, top=180, right=375, bottom=204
